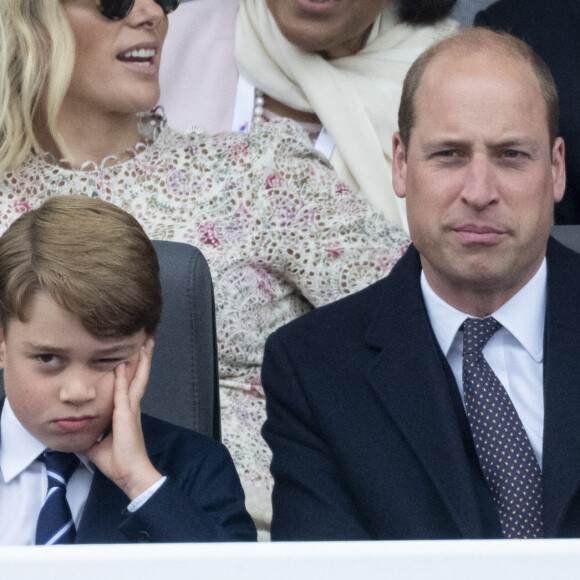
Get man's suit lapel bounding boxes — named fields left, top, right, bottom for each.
left=364, top=246, right=487, bottom=537
left=542, top=238, right=580, bottom=536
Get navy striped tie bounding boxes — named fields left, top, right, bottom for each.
left=36, top=451, right=80, bottom=545
left=462, top=317, right=543, bottom=538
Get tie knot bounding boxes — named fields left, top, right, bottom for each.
left=462, top=316, right=501, bottom=356
left=41, top=451, right=79, bottom=486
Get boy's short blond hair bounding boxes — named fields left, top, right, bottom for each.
left=0, top=196, right=161, bottom=338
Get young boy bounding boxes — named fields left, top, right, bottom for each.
left=0, top=196, right=256, bottom=544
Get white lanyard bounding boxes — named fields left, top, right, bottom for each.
left=232, top=76, right=335, bottom=159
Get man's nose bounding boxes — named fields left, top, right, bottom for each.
left=461, top=154, right=498, bottom=210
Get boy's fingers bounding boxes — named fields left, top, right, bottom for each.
left=113, top=362, right=131, bottom=410
left=128, top=339, right=154, bottom=408
left=144, top=337, right=155, bottom=356
left=114, top=359, right=127, bottom=383
left=84, top=432, right=111, bottom=466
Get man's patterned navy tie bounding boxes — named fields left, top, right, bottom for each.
left=35, top=451, right=80, bottom=545
left=462, top=316, right=543, bottom=538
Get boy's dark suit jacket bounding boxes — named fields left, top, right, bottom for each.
left=0, top=402, right=257, bottom=543
left=475, top=0, right=580, bottom=225
left=262, top=238, right=580, bottom=540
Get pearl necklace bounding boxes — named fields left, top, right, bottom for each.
left=242, top=81, right=336, bottom=158
left=252, top=89, right=265, bottom=127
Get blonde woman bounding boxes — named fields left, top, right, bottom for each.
left=0, top=0, right=409, bottom=537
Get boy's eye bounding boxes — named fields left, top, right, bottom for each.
left=36, top=354, right=60, bottom=367
left=95, top=358, right=124, bottom=366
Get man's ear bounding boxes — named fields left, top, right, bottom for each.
left=0, top=326, right=6, bottom=370
left=392, top=132, right=408, bottom=199
left=551, top=136, right=566, bottom=203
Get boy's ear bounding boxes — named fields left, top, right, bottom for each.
left=0, top=326, right=6, bottom=370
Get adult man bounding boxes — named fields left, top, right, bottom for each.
left=261, top=28, right=578, bottom=540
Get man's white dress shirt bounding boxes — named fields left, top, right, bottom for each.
left=421, top=259, right=546, bottom=466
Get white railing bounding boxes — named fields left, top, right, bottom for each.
left=1, top=539, right=580, bottom=579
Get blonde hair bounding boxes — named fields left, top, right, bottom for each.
left=0, top=1, right=75, bottom=172
left=0, top=196, right=162, bottom=338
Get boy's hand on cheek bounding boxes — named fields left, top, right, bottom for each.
left=84, top=337, right=162, bottom=501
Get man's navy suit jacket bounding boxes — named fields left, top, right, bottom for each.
left=475, top=0, right=580, bottom=225
left=0, top=401, right=257, bottom=543
left=262, top=238, right=580, bottom=540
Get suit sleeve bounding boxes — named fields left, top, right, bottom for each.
left=119, top=438, right=257, bottom=542
left=261, top=331, right=371, bottom=540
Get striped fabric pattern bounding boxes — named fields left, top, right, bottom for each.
left=35, top=451, right=80, bottom=545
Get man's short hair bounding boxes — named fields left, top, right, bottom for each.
left=398, top=27, right=559, bottom=151
left=0, top=196, right=162, bottom=338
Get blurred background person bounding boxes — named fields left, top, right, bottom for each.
left=449, top=0, right=495, bottom=27
left=160, top=0, right=459, bottom=230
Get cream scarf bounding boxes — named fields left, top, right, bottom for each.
left=236, top=0, right=459, bottom=229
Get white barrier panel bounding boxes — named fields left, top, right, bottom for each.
left=1, top=539, right=580, bottom=579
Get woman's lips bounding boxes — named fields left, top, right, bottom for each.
left=116, top=46, right=158, bottom=73
left=295, top=0, right=338, bottom=14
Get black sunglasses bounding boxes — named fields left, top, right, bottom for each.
left=96, top=0, right=181, bottom=20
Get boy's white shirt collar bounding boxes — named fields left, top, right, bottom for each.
left=0, top=400, right=45, bottom=483
left=421, top=258, right=547, bottom=362
left=0, top=399, right=93, bottom=484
